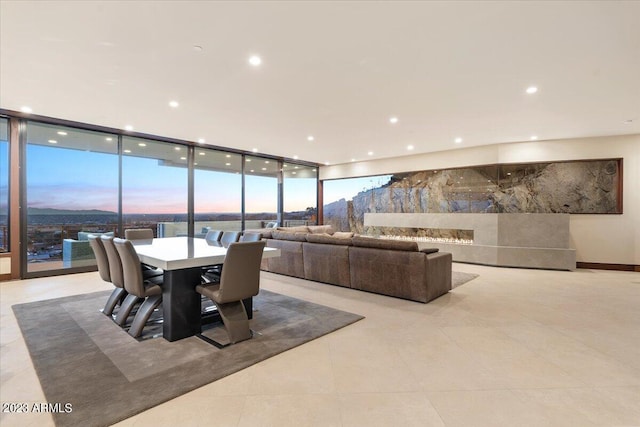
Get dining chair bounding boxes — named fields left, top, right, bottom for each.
left=196, top=240, right=266, bottom=347
left=114, top=238, right=164, bottom=338
left=220, top=231, right=241, bottom=246
left=124, top=228, right=154, bottom=240
left=239, top=232, right=261, bottom=242
left=204, top=230, right=223, bottom=244
left=88, top=235, right=125, bottom=317
left=201, top=231, right=242, bottom=282
left=123, top=228, right=163, bottom=278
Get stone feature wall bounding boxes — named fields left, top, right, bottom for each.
left=323, top=159, right=621, bottom=233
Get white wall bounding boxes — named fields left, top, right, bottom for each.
left=321, top=134, right=640, bottom=265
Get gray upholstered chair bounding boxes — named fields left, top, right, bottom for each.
left=196, top=241, right=266, bottom=346
left=204, top=230, right=223, bottom=244
left=124, top=228, right=154, bottom=240
left=220, top=231, right=241, bottom=246
left=88, top=235, right=125, bottom=317
left=113, top=238, right=164, bottom=338
left=123, top=228, right=162, bottom=278
left=239, top=232, right=261, bottom=242
left=201, top=231, right=242, bottom=282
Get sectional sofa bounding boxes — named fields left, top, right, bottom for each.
left=256, top=226, right=452, bottom=303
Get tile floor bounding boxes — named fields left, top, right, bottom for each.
left=1, top=263, right=639, bottom=426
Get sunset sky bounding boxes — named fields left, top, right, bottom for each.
left=25, top=144, right=318, bottom=214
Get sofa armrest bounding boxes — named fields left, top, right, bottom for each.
left=424, top=252, right=452, bottom=302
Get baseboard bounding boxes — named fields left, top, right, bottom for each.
left=0, top=273, right=12, bottom=281
left=576, top=262, right=639, bottom=272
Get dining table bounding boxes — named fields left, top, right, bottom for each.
left=131, top=236, right=280, bottom=342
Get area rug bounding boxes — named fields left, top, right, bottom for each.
left=12, top=290, right=364, bottom=427
left=452, top=271, right=479, bottom=288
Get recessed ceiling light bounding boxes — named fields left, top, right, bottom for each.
left=21, top=106, right=32, bottom=113
left=169, top=101, right=179, bottom=108
left=174, top=147, right=181, bottom=151
left=246, top=159, right=252, bottom=162
left=454, top=138, right=463, bottom=144
left=125, top=125, right=134, bottom=131
left=294, top=166, right=299, bottom=169
left=225, top=162, right=231, bottom=166
left=351, top=158, right=356, bottom=162
left=261, top=167, right=267, bottom=171
left=367, top=151, right=373, bottom=156
left=530, top=135, right=538, bottom=140
left=193, top=45, right=203, bottom=52
left=407, top=145, right=414, bottom=150
left=526, top=86, right=538, bottom=94
left=307, top=135, right=314, bottom=142
left=312, top=169, right=316, bottom=172
left=265, top=161, right=270, bottom=164
left=226, top=154, right=231, bottom=158
left=252, top=148, right=258, bottom=153
left=105, top=137, right=113, bottom=141
left=199, top=152, right=205, bottom=156
left=194, top=162, right=198, bottom=166
left=48, top=139, right=57, bottom=144
left=57, top=131, right=67, bottom=136
left=249, top=55, right=262, bottom=66
left=197, top=138, right=205, bottom=144
left=293, top=155, right=299, bottom=160
left=124, top=149, right=131, bottom=153
left=138, top=143, right=146, bottom=147
left=623, top=119, right=634, bottom=124
left=283, top=164, right=288, bottom=167
left=180, top=156, right=187, bottom=160
left=389, top=116, right=399, bottom=124
left=507, top=172, right=512, bottom=175
left=292, top=172, right=297, bottom=175
left=324, top=162, right=330, bottom=166
left=250, top=169, right=255, bottom=173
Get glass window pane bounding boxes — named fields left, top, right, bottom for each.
left=122, top=137, right=188, bottom=237
left=283, top=163, right=317, bottom=226
left=25, top=122, right=118, bottom=272
left=244, top=156, right=278, bottom=229
left=0, top=118, right=8, bottom=252
left=194, top=149, right=242, bottom=234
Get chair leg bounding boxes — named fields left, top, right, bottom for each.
left=114, top=294, right=141, bottom=326
left=217, top=300, right=252, bottom=344
left=103, top=288, right=127, bottom=316
left=128, top=294, right=162, bottom=338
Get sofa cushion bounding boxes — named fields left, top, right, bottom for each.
left=277, top=226, right=309, bottom=233
left=332, top=231, right=354, bottom=239
left=306, top=233, right=353, bottom=246
left=272, top=231, right=308, bottom=242
left=303, top=242, right=351, bottom=287
left=421, top=248, right=440, bottom=254
left=307, top=225, right=335, bottom=234
left=262, top=239, right=305, bottom=278
left=352, top=236, right=419, bottom=252
left=244, top=228, right=273, bottom=239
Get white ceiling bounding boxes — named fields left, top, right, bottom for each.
left=1, top=1, right=639, bottom=166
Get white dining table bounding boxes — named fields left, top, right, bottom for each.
left=132, top=237, right=280, bottom=341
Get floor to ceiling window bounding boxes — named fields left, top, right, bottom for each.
left=193, top=148, right=242, bottom=233
left=0, top=118, right=9, bottom=252
left=25, top=122, right=119, bottom=273
left=122, top=137, right=188, bottom=238
left=4, top=113, right=319, bottom=278
left=283, top=162, right=317, bottom=226
left=244, top=155, right=279, bottom=228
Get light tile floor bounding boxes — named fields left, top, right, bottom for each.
left=1, top=263, right=639, bottom=426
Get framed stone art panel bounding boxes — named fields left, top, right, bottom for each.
left=323, top=158, right=622, bottom=233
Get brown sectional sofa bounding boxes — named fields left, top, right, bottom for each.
left=257, top=226, right=452, bottom=303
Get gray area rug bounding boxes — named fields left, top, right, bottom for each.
left=452, top=271, right=479, bottom=288
left=12, top=290, right=364, bottom=427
